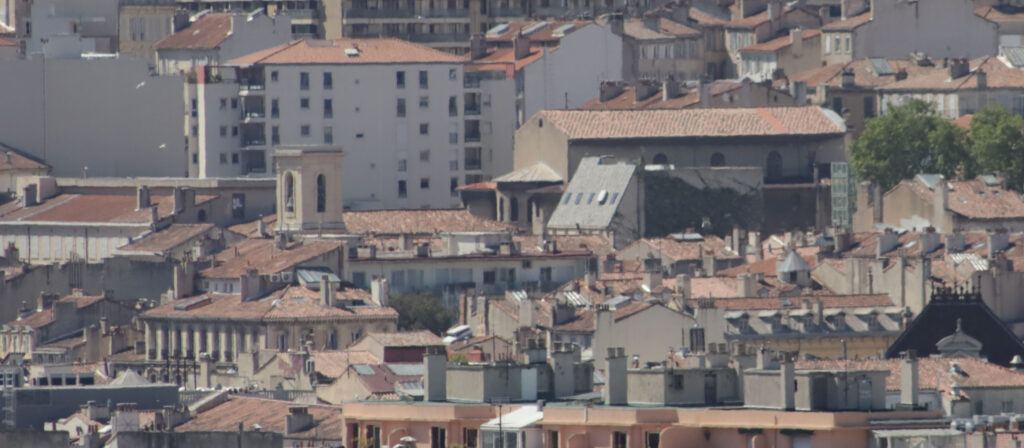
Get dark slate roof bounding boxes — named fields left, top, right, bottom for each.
left=547, top=157, right=636, bottom=230
left=885, top=287, right=1024, bottom=366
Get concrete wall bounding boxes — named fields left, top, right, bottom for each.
left=0, top=430, right=69, bottom=446
left=0, top=57, right=186, bottom=177
left=593, top=304, right=695, bottom=371
left=4, top=384, right=178, bottom=429
left=111, top=430, right=282, bottom=448
left=119, top=5, right=176, bottom=62
left=26, top=0, right=119, bottom=55
left=852, top=0, right=998, bottom=60
left=156, top=13, right=292, bottom=76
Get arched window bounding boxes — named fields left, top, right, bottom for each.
left=766, top=151, right=783, bottom=180
left=652, top=153, right=669, bottom=165
left=316, top=174, right=326, bottom=213
left=710, top=152, right=726, bottom=167
left=510, top=197, right=519, bottom=222
left=284, top=172, right=295, bottom=212
left=197, top=209, right=207, bottom=222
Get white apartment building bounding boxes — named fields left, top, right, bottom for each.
left=190, top=38, right=471, bottom=210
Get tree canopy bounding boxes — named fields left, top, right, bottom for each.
left=388, top=293, right=457, bottom=335
left=850, top=99, right=972, bottom=190
left=969, top=104, right=1024, bottom=191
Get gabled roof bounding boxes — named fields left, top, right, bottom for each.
left=174, top=396, right=344, bottom=439
left=201, top=239, right=342, bottom=279
left=229, top=38, right=465, bottom=66
left=740, top=29, right=820, bottom=52
left=494, top=162, right=563, bottom=183
left=897, top=175, right=1024, bottom=220
left=155, top=14, right=233, bottom=50
left=119, top=223, right=215, bottom=254
left=534, top=106, right=846, bottom=140
left=619, top=235, right=740, bottom=262
left=885, top=289, right=1024, bottom=366
left=0, top=193, right=217, bottom=224
left=11, top=290, right=107, bottom=329
left=880, top=56, right=1024, bottom=91
left=821, top=11, right=871, bottom=30
left=547, top=157, right=636, bottom=230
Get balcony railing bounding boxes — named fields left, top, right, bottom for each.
left=241, top=138, right=267, bottom=148
left=242, top=110, right=266, bottom=120
left=464, top=132, right=481, bottom=143
left=344, top=7, right=469, bottom=18
left=239, top=83, right=264, bottom=92
left=464, top=104, right=481, bottom=116
left=490, top=7, right=526, bottom=16
left=465, top=158, right=482, bottom=170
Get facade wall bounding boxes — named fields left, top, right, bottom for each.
left=851, top=0, right=998, bottom=61
left=118, top=4, right=176, bottom=62
left=156, top=14, right=293, bottom=76
left=593, top=305, right=695, bottom=371
left=0, top=58, right=186, bottom=177
left=26, top=0, right=119, bottom=55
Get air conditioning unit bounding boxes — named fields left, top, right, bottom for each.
left=280, top=272, right=294, bottom=283
left=269, top=274, right=282, bottom=282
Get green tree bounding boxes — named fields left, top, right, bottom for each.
left=969, top=104, right=1024, bottom=190
left=851, top=99, right=972, bottom=190
left=388, top=293, right=457, bottom=335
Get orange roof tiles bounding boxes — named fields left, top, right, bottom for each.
left=727, top=9, right=771, bottom=29
left=467, top=45, right=547, bottom=71
left=881, top=56, right=1024, bottom=91
left=155, top=14, right=232, bottom=50
left=144, top=286, right=397, bottom=321
left=622, top=17, right=700, bottom=40
left=0, top=193, right=216, bottom=224
left=119, top=223, right=215, bottom=253
left=537, top=106, right=845, bottom=140
left=899, top=176, right=1024, bottom=219
left=360, top=330, right=444, bottom=347
left=688, top=8, right=728, bottom=26
left=951, top=114, right=973, bottom=130
left=712, top=294, right=893, bottom=310
left=311, top=350, right=380, bottom=377
left=821, top=11, right=871, bottom=30
left=229, top=38, right=465, bottom=66
left=740, top=29, right=820, bottom=52
left=174, top=395, right=344, bottom=439
left=201, top=239, right=342, bottom=279
left=12, top=290, right=107, bottom=328
left=341, top=208, right=512, bottom=235
left=797, top=357, right=1024, bottom=393
left=619, top=236, right=739, bottom=262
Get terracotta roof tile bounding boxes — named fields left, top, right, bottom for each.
left=174, top=395, right=344, bottom=438
left=881, top=56, right=1024, bottom=91
left=552, top=311, right=595, bottom=332
left=619, top=235, right=739, bottom=262
left=155, top=14, right=232, bottom=50
left=951, top=114, right=973, bottom=130
left=340, top=209, right=512, bottom=235
left=579, top=80, right=746, bottom=110
left=466, top=45, right=547, bottom=71
left=622, top=17, right=700, bottom=40
left=899, top=176, right=1024, bottom=219
left=310, top=350, right=379, bottom=377
left=0, top=193, right=216, bottom=224
left=798, top=357, right=1024, bottom=393
left=740, top=29, right=820, bottom=52
left=143, top=286, right=397, bottom=321
left=726, top=9, right=771, bottom=29
left=201, top=239, right=342, bottom=279
left=537, top=106, right=845, bottom=140
left=0, top=147, right=47, bottom=172
left=119, top=223, right=215, bottom=253
left=689, top=8, right=728, bottom=26
left=11, top=290, right=107, bottom=328
left=712, top=293, right=892, bottom=310
left=821, top=11, right=871, bottom=30
left=229, top=38, right=465, bottom=66
left=613, top=300, right=657, bottom=320
left=361, top=330, right=444, bottom=347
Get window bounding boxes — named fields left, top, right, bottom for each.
left=548, top=431, right=558, bottom=448
left=1003, top=400, right=1015, bottom=413
left=420, top=123, right=429, bottom=135
left=710, top=152, right=726, bottom=167
left=299, top=72, right=309, bottom=90
left=398, top=180, right=407, bottom=198
left=301, top=125, right=311, bottom=137
left=230, top=99, right=238, bottom=109
left=824, top=34, right=831, bottom=54
left=420, top=178, right=430, bottom=189
left=323, top=99, right=333, bottom=118
left=844, top=36, right=850, bottom=53
left=420, top=149, right=430, bottom=162
left=449, top=96, right=458, bottom=116
left=284, top=172, right=295, bottom=212
left=232, top=126, right=238, bottom=137
left=300, top=98, right=310, bottom=109
left=587, top=192, right=595, bottom=204
left=483, top=270, right=496, bottom=284
left=834, top=37, right=841, bottom=54
left=646, top=432, right=660, bottom=448
left=323, top=72, right=333, bottom=89
left=316, top=174, right=326, bottom=212
left=420, top=95, right=430, bottom=108
left=613, top=431, right=627, bottom=448
left=864, top=96, right=876, bottom=118
left=328, top=331, right=338, bottom=349
left=364, top=425, right=381, bottom=448
left=652, top=153, right=668, bottom=164
left=689, top=328, right=706, bottom=352
left=231, top=153, right=239, bottom=164
left=832, top=97, right=843, bottom=114
left=419, top=70, right=429, bottom=88
left=219, top=153, right=227, bottom=164
left=271, top=126, right=280, bottom=145
left=562, top=193, right=572, bottom=205
left=574, top=193, right=583, bottom=204
left=430, top=427, right=446, bottom=448
left=398, top=159, right=407, bottom=171
left=449, top=68, right=457, bottom=80
left=397, top=98, right=406, bottom=117
left=323, top=126, right=333, bottom=144
left=219, top=98, right=227, bottom=109
left=219, top=126, right=227, bottom=137
left=610, top=192, right=619, bottom=203
left=271, top=99, right=279, bottom=118
left=450, top=177, right=459, bottom=197
left=270, top=71, right=278, bottom=82
left=463, top=428, right=478, bottom=448
left=396, top=71, right=406, bottom=88
left=278, top=333, right=288, bottom=351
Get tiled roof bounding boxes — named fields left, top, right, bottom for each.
left=976, top=5, right=1024, bottom=23
left=494, top=162, right=563, bottom=183
left=456, top=181, right=498, bottom=191
left=536, top=106, right=845, bottom=140
left=726, top=8, right=771, bottom=29
left=155, top=14, right=232, bottom=50
left=880, top=57, right=1024, bottom=91
left=717, top=254, right=818, bottom=277
left=143, top=286, right=397, bottom=321
left=619, top=235, right=739, bottom=262
left=711, top=294, right=893, bottom=310
left=0, top=146, right=48, bottom=172
left=229, top=38, right=465, bottom=65
left=798, top=357, right=1024, bottom=394
left=11, top=290, right=107, bottom=328
left=119, top=223, right=215, bottom=253
left=361, top=330, right=444, bottom=347
left=227, top=215, right=276, bottom=238
left=951, top=114, right=973, bottom=130
left=0, top=193, right=216, bottom=224
left=552, top=311, right=595, bottom=332
left=310, top=350, right=380, bottom=377
left=899, top=176, right=1024, bottom=219
left=201, top=239, right=342, bottom=279
left=486, top=20, right=592, bottom=44
left=688, top=8, right=728, bottom=26
left=174, top=395, right=344, bottom=439
left=341, top=209, right=512, bottom=235
left=740, top=29, right=820, bottom=52
left=622, top=17, right=700, bottom=40
left=783, top=58, right=939, bottom=89
left=613, top=301, right=656, bottom=321
left=466, top=45, right=547, bottom=71
left=579, top=80, right=746, bottom=110
left=821, top=11, right=871, bottom=30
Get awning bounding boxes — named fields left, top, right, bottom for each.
left=480, top=405, right=543, bottom=430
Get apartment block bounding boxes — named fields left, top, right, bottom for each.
left=190, top=38, right=468, bottom=209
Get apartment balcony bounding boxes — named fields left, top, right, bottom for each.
left=242, top=110, right=266, bottom=123
left=343, top=7, right=469, bottom=19
left=464, top=132, right=481, bottom=143
left=238, top=83, right=265, bottom=96
left=464, top=104, right=481, bottom=116
left=465, top=158, right=482, bottom=170
left=241, top=138, right=267, bottom=148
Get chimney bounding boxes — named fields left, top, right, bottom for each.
left=136, top=185, right=151, bottom=210
left=988, top=230, right=1010, bottom=259
left=767, top=1, right=782, bottom=25
left=320, top=274, right=332, bottom=308
left=934, top=178, right=948, bottom=228
left=634, top=80, right=660, bottom=101
left=789, top=80, right=807, bottom=105
left=945, top=232, right=965, bottom=253
left=22, top=184, right=37, bottom=207
left=737, top=273, right=756, bottom=297
left=674, top=274, right=691, bottom=299
left=599, top=81, right=625, bottom=102
left=256, top=218, right=267, bottom=237
left=976, top=69, right=987, bottom=89
left=398, top=233, right=412, bottom=251
left=371, top=276, right=390, bottom=307
left=780, top=356, right=795, bottom=410
left=699, top=81, right=712, bottom=107
left=669, top=0, right=690, bottom=23
left=37, top=292, right=58, bottom=312
left=877, top=229, right=899, bottom=258
left=900, top=350, right=919, bottom=407
left=4, top=242, right=19, bottom=264
left=423, top=346, right=448, bottom=402
left=112, top=403, right=140, bottom=434
left=701, top=253, right=716, bottom=277
left=949, top=59, right=969, bottom=79
left=285, top=405, right=314, bottom=434
left=604, top=347, right=627, bottom=405
left=790, top=29, right=803, bottom=57
left=841, top=69, right=855, bottom=88
left=518, top=297, right=535, bottom=327
left=642, top=14, right=660, bottom=31
left=173, top=187, right=186, bottom=213
left=275, top=232, right=288, bottom=250
left=550, top=343, right=578, bottom=398
left=919, top=227, right=941, bottom=254
left=642, top=270, right=662, bottom=292
left=469, top=33, right=488, bottom=60
left=811, top=300, right=823, bottom=325
left=662, top=77, right=682, bottom=101
left=751, top=232, right=762, bottom=260
left=513, top=31, right=531, bottom=60
left=239, top=269, right=260, bottom=301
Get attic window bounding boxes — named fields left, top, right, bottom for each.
left=538, top=119, right=544, bottom=128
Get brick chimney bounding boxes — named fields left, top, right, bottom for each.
left=470, top=33, right=488, bottom=60
left=285, top=405, right=314, bottom=434
left=136, top=185, right=151, bottom=211
left=513, top=31, right=531, bottom=60
left=790, top=29, right=803, bottom=57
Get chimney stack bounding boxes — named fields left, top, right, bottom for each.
left=900, top=350, right=919, bottom=407
left=285, top=405, right=314, bottom=434
left=604, top=347, right=627, bottom=406
left=136, top=185, right=151, bottom=210
left=949, top=58, right=970, bottom=79
left=599, top=81, right=625, bottom=102
left=662, top=77, right=682, bottom=101
left=469, top=33, right=488, bottom=60
left=513, top=31, right=531, bottom=60
left=988, top=230, right=1010, bottom=259
left=780, top=355, right=795, bottom=410
left=945, top=232, right=965, bottom=253
left=790, top=28, right=803, bottom=57
left=320, top=274, right=332, bottom=308
left=371, top=276, right=390, bottom=307
left=976, top=69, right=987, bottom=89
left=424, top=346, right=448, bottom=402
left=550, top=343, right=578, bottom=398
